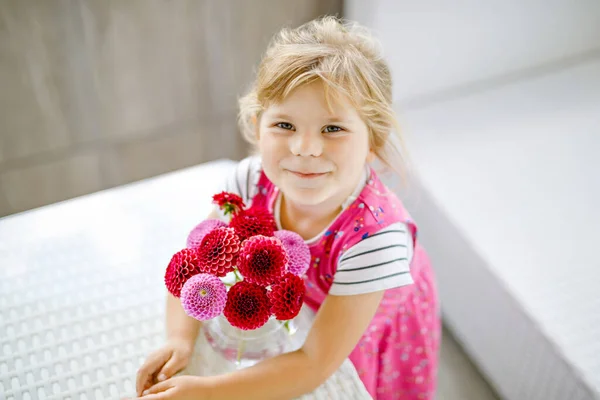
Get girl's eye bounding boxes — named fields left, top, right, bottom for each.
left=323, top=125, right=343, bottom=133
left=275, top=122, right=294, bottom=130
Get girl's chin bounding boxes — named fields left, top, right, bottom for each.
left=280, top=186, right=333, bottom=207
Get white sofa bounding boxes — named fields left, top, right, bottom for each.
left=398, top=60, right=600, bottom=400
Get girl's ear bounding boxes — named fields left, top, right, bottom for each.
left=367, top=149, right=376, bottom=163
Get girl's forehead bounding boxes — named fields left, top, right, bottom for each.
left=263, top=82, right=359, bottom=119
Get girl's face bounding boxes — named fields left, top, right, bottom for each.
left=257, top=81, right=373, bottom=207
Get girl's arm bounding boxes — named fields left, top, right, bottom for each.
left=166, top=208, right=222, bottom=343
left=165, top=292, right=201, bottom=342
left=205, top=290, right=385, bottom=400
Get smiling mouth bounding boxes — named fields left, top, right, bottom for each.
left=288, top=170, right=329, bottom=179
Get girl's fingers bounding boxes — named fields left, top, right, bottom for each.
left=142, top=379, right=172, bottom=395
left=135, top=350, right=172, bottom=396
left=155, top=355, right=183, bottom=382
left=138, top=392, right=169, bottom=400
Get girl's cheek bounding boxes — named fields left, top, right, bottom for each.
left=262, top=134, right=287, bottom=156
left=258, top=142, right=280, bottom=169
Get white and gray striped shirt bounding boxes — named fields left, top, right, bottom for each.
left=218, top=156, right=414, bottom=296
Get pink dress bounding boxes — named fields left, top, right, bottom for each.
left=251, top=166, right=441, bottom=400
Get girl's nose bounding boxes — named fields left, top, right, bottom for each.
left=289, top=131, right=323, bottom=157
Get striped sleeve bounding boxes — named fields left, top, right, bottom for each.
left=215, top=156, right=262, bottom=222
left=223, top=155, right=262, bottom=204
left=328, top=222, right=414, bottom=296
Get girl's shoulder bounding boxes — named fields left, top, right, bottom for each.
left=222, top=155, right=263, bottom=205
left=328, top=220, right=414, bottom=295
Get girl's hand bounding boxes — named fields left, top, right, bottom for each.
left=134, top=376, right=210, bottom=400
left=135, top=338, right=195, bottom=397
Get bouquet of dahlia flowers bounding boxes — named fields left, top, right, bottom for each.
left=164, top=192, right=309, bottom=333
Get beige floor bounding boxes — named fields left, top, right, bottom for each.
left=437, top=327, right=500, bottom=400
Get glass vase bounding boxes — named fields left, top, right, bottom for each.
left=203, top=314, right=298, bottom=369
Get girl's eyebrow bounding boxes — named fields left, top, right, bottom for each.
left=324, top=116, right=348, bottom=123
left=269, top=113, right=349, bottom=123
left=269, top=113, right=294, bottom=120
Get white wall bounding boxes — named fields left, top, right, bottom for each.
left=344, top=0, right=600, bottom=105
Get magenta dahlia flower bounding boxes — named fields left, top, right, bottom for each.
left=180, top=273, right=227, bottom=321
left=274, top=230, right=310, bottom=276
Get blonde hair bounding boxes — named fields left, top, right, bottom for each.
left=238, top=16, right=407, bottom=177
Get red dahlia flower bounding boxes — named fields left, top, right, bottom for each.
left=268, top=273, right=306, bottom=320
left=165, top=248, right=202, bottom=298
left=224, top=281, right=272, bottom=330
left=238, top=235, right=287, bottom=286
left=186, top=218, right=227, bottom=249
left=196, top=227, right=241, bottom=277
left=229, top=207, right=276, bottom=242
left=212, top=191, right=245, bottom=216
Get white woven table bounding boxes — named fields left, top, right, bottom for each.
left=0, top=159, right=371, bottom=400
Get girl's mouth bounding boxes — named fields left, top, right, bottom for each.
left=288, top=170, right=329, bottom=179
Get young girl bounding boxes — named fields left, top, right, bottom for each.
left=133, top=16, right=440, bottom=400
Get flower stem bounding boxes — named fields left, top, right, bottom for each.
left=233, top=269, right=242, bottom=282
left=236, top=335, right=246, bottom=365
left=283, top=320, right=290, bottom=334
